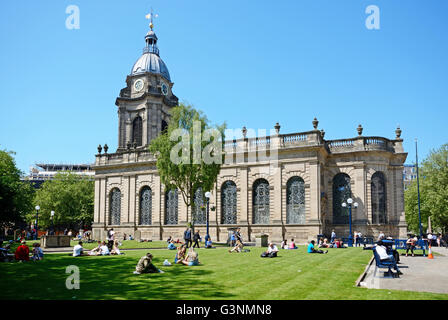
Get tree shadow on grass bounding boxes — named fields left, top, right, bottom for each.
left=0, top=253, right=234, bottom=300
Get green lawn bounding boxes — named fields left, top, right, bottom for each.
left=1, top=246, right=447, bottom=300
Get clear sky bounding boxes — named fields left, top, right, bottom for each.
left=0, top=0, right=447, bottom=174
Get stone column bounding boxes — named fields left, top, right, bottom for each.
left=271, top=162, right=283, bottom=242
left=239, top=166, right=250, bottom=241
left=153, top=174, right=162, bottom=240
left=308, top=160, right=322, bottom=240
left=128, top=175, right=136, bottom=225
left=353, top=163, right=367, bottom=225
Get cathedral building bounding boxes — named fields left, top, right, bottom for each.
left=92, top=21, right=408, bottom=243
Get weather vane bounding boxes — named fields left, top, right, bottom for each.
left=145, top=8, right=158, bottom=30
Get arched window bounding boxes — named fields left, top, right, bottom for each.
left=165, top=189, right=178, bottom=225
left=139, top=186, right=152, bottom=225
left=221, top=181, right=237, bottom=224
left=286, top=177, right=306, bottom=224
left=161, top=119, right=168, bottom=133
left=109, top=188, right=121, bottom=225
left=332, top=173, right=351, bottom=224
left=253, top=179, right=270, bottom=224
left=193, top=188, right=206, bottom=224
left=371, top=172, right=387, bottom=224
left=132, top=116, right=143, bottom=146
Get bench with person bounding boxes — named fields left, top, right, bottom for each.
left=373, top=240, right=402, bottom=278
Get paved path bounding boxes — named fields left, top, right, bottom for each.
left=361, top=246, right=448, bottom=294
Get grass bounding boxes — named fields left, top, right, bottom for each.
left=1, top=246, right=447, bottom=300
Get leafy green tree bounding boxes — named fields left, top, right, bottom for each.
left=149, top=103, right=225, bottom=225
left=31, top=172, right=94, bottom=229
left=405, top=144, right=448, bottom=234
left=0, top=150, right=34, bottom=229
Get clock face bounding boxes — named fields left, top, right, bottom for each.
left=161, top=82, right=168, bottom=96
left=134, top=79, right=144, bottom=92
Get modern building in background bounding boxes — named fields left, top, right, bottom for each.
left=23, top=163, right=94, bottom=188
left=92, top=20, right=408, bottom=243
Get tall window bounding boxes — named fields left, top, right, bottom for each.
left=132, top=116, right=143, bottom=146
left=109, top=188, right=121, bottom=225
left=332, top=173, right=351, bottom=224
left=161, top=119, right=168, bottom=133
left=139, top=186, right=152, bottom=225
left=253, top=179, right=270, bottom=224
left=193, top=188, right=206, bottom=224
left=165, top=189, right=178, bottom=225
left=221, top=181, right=237, bottom=224
left=286, top=177, right=306, bottom=224
left=371, top=172, right=387, bottom=224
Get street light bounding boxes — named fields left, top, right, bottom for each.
left=50, top=211, right=55, bottom=235
left=35, top=205, right=40, bottom=240
left=341, top=198, right=358, bottom=247
left=205, top=192, right=211, bottom=241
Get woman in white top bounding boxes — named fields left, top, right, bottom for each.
left=100, top=241, right=110, bottom=255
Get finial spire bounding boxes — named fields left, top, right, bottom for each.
left=145, top=8, right=158, bottom=31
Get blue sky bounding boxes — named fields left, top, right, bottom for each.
left=0, top=0, right=447, bottom=173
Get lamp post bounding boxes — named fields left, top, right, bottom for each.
left=35, top=205, right=40, bottom=240
left=341, top=198, right=358, bottom=247
left=50, top=211, right=55, bottom=235
left=415, top=138, right=423, bottom=238
left=205, top=192, right=211, bottom=241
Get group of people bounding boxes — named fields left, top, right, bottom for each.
left=0, top=240, right=44, bottom=262
left=72, top=240, right=124, bottom=257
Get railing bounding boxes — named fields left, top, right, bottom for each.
left=327, top=139, right=355, bottom=149
left=282, top=133, right=307, bottom=145
left=143, top=45, right=159, bottom=55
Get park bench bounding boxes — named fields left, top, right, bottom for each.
left=372, top=246, right=399, bottom=278
left=394, top=239, right=428, bottom=256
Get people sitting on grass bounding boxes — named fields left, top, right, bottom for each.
left=331, top=238, right=346, bottom=248
left=205, top=237, right=213, bottom=248
left=181, top=247, right=200, bottom=266
left=406, top=235, right=417, bottom=257
left=281, top=239, right=287, bottom=249
left=168, top=240, right=177, bottom=250
left=111, top=240, right=123, bottom=255
left=319, top=238, right=330, bottom=248
left=31, top=242, right=44, bottom=261
left=229, top=239, right=244, bottom=253
left=261, top=242, right=279, bottom=258
left=308, top=240, right=328, bottom=254
left=73, top=241, right=86, bottom=257
left=174, top=245, right=187, bottom=264
left=15, top=240, right=30, bottom=261
left=288, top=238, right=298, bottom=250
left=133, top=252, right=164, bottom=274
left=375, top=240, right=402, bottom=275
left=100, top=241, right=110, bottom=255
left=88, top=241, right=102, bottom=256
left=167, top=236, right=172, bottom=244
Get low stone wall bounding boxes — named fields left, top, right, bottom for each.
left=41, top=235, right=71, bottom=248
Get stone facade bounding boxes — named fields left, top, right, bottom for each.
left=91, top=26, right=408, bottom=244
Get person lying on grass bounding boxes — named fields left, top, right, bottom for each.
left=229, top=239, right=244, bottom=253
left=133, top=253, right=164, bottom=274
left=307, top=240, right=328, bottom=254
left=174, top=244, right=187, bottom=264
left=261, top=242, right=279, bottom=258
left=181, top=247, right=200, bottom=266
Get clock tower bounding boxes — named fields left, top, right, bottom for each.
left=115, top=17, right=178, bottom=152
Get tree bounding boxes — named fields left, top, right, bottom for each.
left=0, top=150, right=34, bottom=229
left=405, top=144, right=448, bottom=234
left=149, top=103, right=226, bottom=225
left=31, top=172, right=94, bottom=230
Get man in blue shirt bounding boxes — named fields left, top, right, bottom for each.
left=308, top=240, right=328, bottom=254
left=184, top=228, right=192, bottom=248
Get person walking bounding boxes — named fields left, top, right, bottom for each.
left=193, top=231, right=201, bottom=248
left=184, top=227, right=192, bottom=248
left=107, top=228, right=115, bottom=251
left=330, top=229, right=336, bottom=244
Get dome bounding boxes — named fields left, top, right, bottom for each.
left=131, top=52, right=171, bottom=82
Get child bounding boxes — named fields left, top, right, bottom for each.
left=31, top=242, right=44, bottom=261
